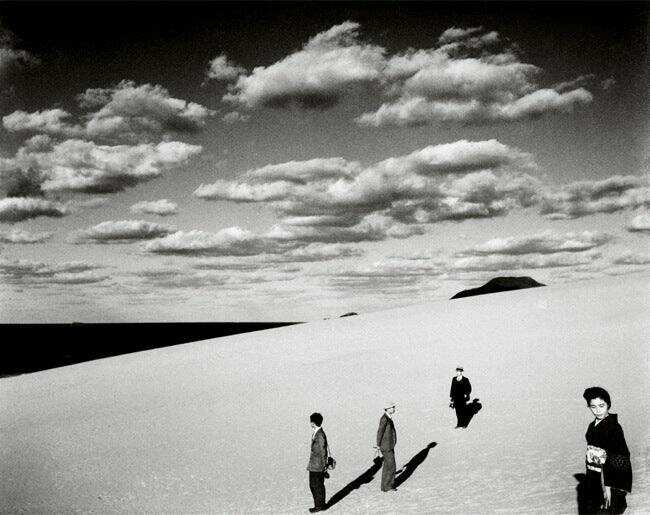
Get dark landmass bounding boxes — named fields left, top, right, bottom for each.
left=451, top=277, right=545, bottom=299
left=339, top=312, right=358, bottom=317
left=0, top=322, right=298, bottom=377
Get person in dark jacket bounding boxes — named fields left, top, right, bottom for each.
left=374, top=403, right=397, bottom=492
left=307, top=412, right=328, bottom=512
left=449, top=367, right=471, bottom=428
left=582, top=386, right=632, bottom=514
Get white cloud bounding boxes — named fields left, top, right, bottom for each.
left=437, top=26, right=485, bottom=45
left=3, top=81, right=213, bottom=142
left=0, top=258, right=107, bottom=286
left=0, top=197, right=69, bottom=222
left=219, top=22, right=593, bottom=127
left=0, top=27, right=38, bottom=76
left=130, top=199, right=178, bottom=216
left=540, top=175, right=649, bottom=219
left=0, top=228, right=52, bottom=243
left=461, top=231, right=612, bottom=256
left=449, top=251, right=601, bottom=272
left=206, top=55, right=247, bottom=81
left=72, top=220, right=176, bottom=243
left=6, top=138, right=201, bottom=194
left=267, top=243, right=364, bottom=262
left=144, top=227, right=282, bottom=256
left=626, top=210, right=650, bottom=233
left=223, top=21, right=385, bottom=109
left=196, top=140, right=538, bottom=234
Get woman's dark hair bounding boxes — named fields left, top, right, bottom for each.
left=583, top=386, right=611, bottom=408
left=310, top=412, right=323, bottom=426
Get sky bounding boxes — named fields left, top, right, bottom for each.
left=0, top=1, right=647, bottom=322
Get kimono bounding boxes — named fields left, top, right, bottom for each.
left=583, top=413, right=632, bottom=513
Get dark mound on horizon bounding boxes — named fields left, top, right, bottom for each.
left=451, top=276, right=545, bottom=299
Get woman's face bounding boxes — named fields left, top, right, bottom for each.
left=588, top=397, right=610, bottom=420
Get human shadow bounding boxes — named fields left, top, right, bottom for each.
left=574, top=473, right=589, bottom=514
left=394, top=442, right=437, bottom=488
left=461, top=398, right=482, bottom=428
left=326, top=456, right=383, bottom=509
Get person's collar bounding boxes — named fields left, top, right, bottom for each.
left=385, top=411, right=393, bottom=419
left=312, top=426, right=321, bottom=437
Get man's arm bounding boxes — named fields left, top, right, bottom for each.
left=376, top=416, right=387, bottom=448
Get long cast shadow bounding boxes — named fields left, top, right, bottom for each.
left=326, top=456, right=383, bottom=509
left=394, top=442, right=437, bottom=488
left=460, top=399, right=483, bottom=428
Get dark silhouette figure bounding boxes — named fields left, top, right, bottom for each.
left=450, top=367, right=472, bottom=428
left=575, top=473, right=589, bottom=514
left=394, top=442, right=437, bottom=488
left=461, top=399, right=483, bottom=428
left=325, top=456, right=383, bottom=509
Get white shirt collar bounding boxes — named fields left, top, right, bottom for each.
left=312, top=426, right=322, bottom=438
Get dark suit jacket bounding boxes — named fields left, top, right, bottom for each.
left=308, top=428, right=328, bottom=472
left=450, top=376, right=471, bottom=402
left=376, top=413, right=396, bottom=452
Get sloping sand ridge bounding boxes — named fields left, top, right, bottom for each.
left=2, top=273, right=648, bottom=513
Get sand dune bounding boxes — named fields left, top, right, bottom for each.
left=1, top=273, right=648, bottom=513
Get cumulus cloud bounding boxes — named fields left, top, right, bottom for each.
left=3, top=138, right=201, bottom=194
left=539, top=175, right=649, bottom=219
left=222, top=21, right=385, bottom=109
left=0, top=258, right=108, bottom=286
left=626, top=210, right=650, bottom=233
left=0, top=27, right=38, bottom=77
left=72, top=220, right=176, bottom=243
left=612, top=251, right=650, bottom=265
left=0, top=197, right=69, bottom=222
left=448, top=250, right=601, bottom=272
left=195, top=140, right=538, bottom=240
left=3, top=81, right=213, bottom=142
left=460, top=231, right=612, bottom=256
left=266, top=243, right=365, bottom=262
left=206, top=55, right=247, bottom=81
left=0, top=228, right=52, bottom=243
left=217, top=22, right=593, bottom=126
left=130, top=199, right=178, bottom=216
left=144, top=227, right=283, bottom=256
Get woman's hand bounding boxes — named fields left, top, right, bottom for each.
left=601, top=486, right=611, bottom=509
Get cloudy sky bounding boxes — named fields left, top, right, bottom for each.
left=0, top=2, right=647, bottom=322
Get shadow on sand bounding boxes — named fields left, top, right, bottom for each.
left=326, top=456, right=383, bottom=509
left=394, top=442, right=437, bottom=488
left=460, top=398, right=482, bottom=428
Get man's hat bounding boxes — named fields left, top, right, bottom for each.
left=384, top=402, right=396, bottom=409
left=456, top=366, right=464, bottom=371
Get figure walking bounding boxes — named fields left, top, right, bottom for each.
left=449, top=366, right=471, bottom=428
left=307, top=412, right=328, bottom=512
left=582, top=387, right=632, bottom=514
left=375, top=402, right=397, bottom=492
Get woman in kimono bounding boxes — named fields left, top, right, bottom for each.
left=582, top=386, right=632, bottom=513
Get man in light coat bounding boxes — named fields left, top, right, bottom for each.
left=375, top=403, right=397, bottom=492
left=307, top=412, right=328, bottom=512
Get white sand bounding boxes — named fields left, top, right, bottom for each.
left=1, top=273, right=648, bottom=513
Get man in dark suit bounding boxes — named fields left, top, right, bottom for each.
left=450, top=366, right=472, bottom=428
left=375, top=403, right=397, bottom=492
left=307, top=412, right=328, bottom=512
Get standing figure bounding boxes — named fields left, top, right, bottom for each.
left=582, top=387, right=632, bottom=514
left=449, top=366, right=471, bottom=428
left=375, top=403, right=397, bottom=492
left=307, top=412, right=328, bottom=513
